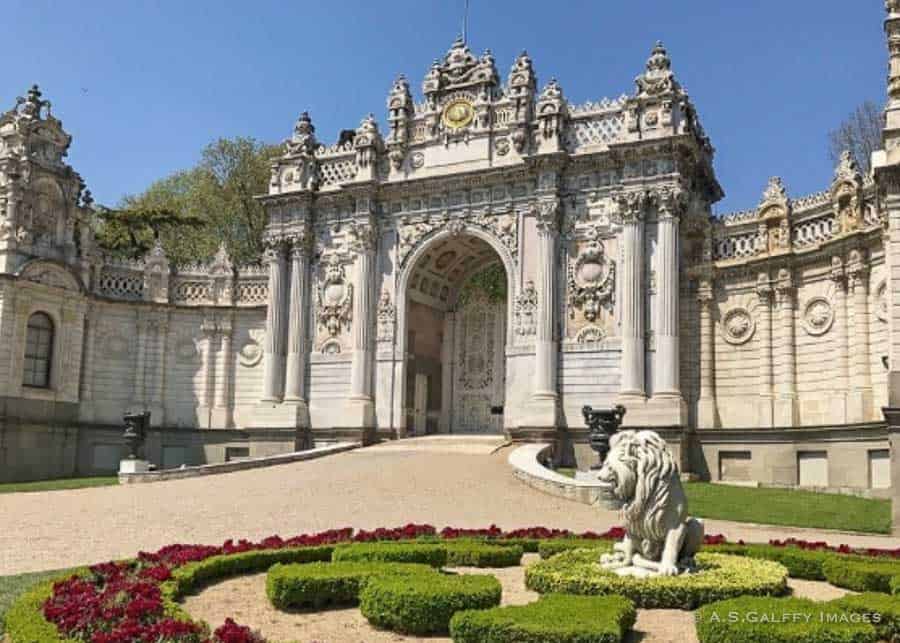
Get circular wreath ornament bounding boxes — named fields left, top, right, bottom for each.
left=442, top=99, right=476, bottom=130
left=524, top=550, right=788, bottom=609
left=721, top=308, right=755, bottom=345
left=802, top=297, right=834, bottom=336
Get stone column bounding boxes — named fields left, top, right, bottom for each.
left=439, top=313, right=455, bottom=434
left=848, top=254, right=872, bottom=421
left=80, top=304, right=98, bottom=406
left=619, top=195, right=646, bottom=400
left=653, top=197, right=682, bottom=402
left=149, top=313, right=168, bottom=427
left=284, top=237, right=311, bottom=408
left=533, top=201, right=560, bottom=403
left=261, top=244, right=288, bottom=402
left=347, top=221, right=377, bottom=431
left=0, top=182, right=21, bottom=274
left=697, top=279, right=718, bottom=428
left=830, top=257, right=850, bottom=422
left=774, top=269, right=798, bottom=425
left=756, top=275, right=774, bottom=427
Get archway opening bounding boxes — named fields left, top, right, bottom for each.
left=404, top=234, right=508, bottom=435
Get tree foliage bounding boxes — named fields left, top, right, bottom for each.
left=95, top=137, right=282, bottom=266
left=828, top=101, right=883, bottom=175
left=458, top=262, right=508, bottom=305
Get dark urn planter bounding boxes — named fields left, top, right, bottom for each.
left=123, top=411, right=151, bottom=460
left=581, top=404, right=626, bottom=470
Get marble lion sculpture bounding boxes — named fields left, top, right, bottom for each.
left=596, top=429, right=704, bottom=577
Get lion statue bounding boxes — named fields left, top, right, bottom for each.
left=595, top=430, right=703, bottom=577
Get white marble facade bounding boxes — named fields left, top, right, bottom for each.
left=2, top=16, right=900, bottom=490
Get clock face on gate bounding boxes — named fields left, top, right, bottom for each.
left=442, top=99, right=475, bottom=130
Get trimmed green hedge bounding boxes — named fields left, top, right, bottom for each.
left=3, top=581, right=76, bottom=643
left=822, top=556, right=900, bottom=593
left=266, top=561, right=435, bottom=609
left=526, top=550, right=788, bottom=610
left=332, top=542, right=448, bottom=568
left=360, top=572, right=501, bottom=635
left=538, top=539, right=613, bottom=560
left=161, top=546, right=334, bottom=602
left=445, top=542, right=524, bottom=568
left=450, top=593, right=636, bottom=643
left=696, top=596, right=879, bottom=643
left=830, top=592, right=900, bottom=642
left=704, top=543, right=887, bottom=582
left=892, top=575, right=900, bottom=596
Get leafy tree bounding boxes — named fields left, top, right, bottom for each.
left=458, top=262, right=508, bottom=305
left=96, top=137, right=282, bottom=266
left=828, top=101, right=883, bottom=175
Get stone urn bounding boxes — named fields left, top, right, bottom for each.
left=123, top=411, right=150, bottom=460
left=582, top=405, right=626, bottom=470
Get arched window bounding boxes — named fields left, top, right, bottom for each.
left=23, top=312, right=53, bottom=388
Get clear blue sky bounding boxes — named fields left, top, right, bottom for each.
left=5, top=1, right=885, bottom=213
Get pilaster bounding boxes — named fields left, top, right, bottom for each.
left=260, top=243, right=288, bottom=403
left=847, top=251, right=873, bottom=421
left=696, top=279, right=718, bottom=428
left=210, top=314, right=234, bottom=429
left=829, top=257, right=850, bottom=422
left=345, top=217, right=377, bottom=430
left=283, top=230, right=312, bottom=428
left=617, top=191, right=647, bottom=402
left=773, top=269, right=799, bottom=425
left=755, top=274, right=774, bottom=427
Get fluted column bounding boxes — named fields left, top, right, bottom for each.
left=830, top=257, right=850, bottom=422
left=284, top=236, right=311, bottom=405
left=619, top=194, right=646, bottom=399
left=756, top=274, right=774, bottom=427
left=261, top=244, right=288, bottom=402
left=774, top=269, right=798, bottom=425
left=654, top=203, right=680, bottom=397
left=697, top=279, right=718, bottom=427
left=533, top=201, right=560, bottom=402
left=848, top=253, right=872, bottom=421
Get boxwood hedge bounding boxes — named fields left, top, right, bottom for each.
left=822, top=556, right=900, bottom=593
left=360, top=572, right=501, bottom=635
left=525, top=550, right=788, bottom=610
left=445, top=542, right=524, bottom=568
left=332, top=542, right=448, bottom=568
left=538, top=539, right=613, bottom=560
left=830, top=592, right=900, bottom=642
left=695, top=596, right=879, bottom=643
left=892, top=575, right=900, bottom=596
left=266, top=561, right=436, bottom=609
left=449, top=593, right=636, bottom=643
left=3, top=580, right=77, bottom=643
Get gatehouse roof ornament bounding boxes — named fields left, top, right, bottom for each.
left=287, top=112, right=317, bottom=156
left=635, top=41, right=680, bottom=98
left=832, top=151, right=864, bottom=190
left=422, top=35, right=499, bottom=103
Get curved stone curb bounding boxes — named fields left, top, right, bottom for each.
left=507, top=443, right=610, bottom=506
left=119, top=442, right=360, bottom=484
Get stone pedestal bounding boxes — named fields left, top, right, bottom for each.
left=119, top=458, right=150, bottom=474
left=884, top=408, right=900, bottom=536
left=252, top=401, right=309, bottom=428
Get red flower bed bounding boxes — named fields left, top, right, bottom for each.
left=37, top=523, right=892, bottom=643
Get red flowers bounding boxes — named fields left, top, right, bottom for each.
left=40, top=523, right=891, bottom=643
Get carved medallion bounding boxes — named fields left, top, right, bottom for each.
left=802, top=297, right=834, bottom=336
left=494, top=137, right=510, bottom=156
left=442, top=99, right=475, bottom=130
left=238, top=329, right=266, bottom=367
left=568, top=236, right=615, bottom=322
left=576, top=324, right=606, bottom=344
left=721, top=308, right=755, bottom=345
left=410, top=152, right=425, bottom=169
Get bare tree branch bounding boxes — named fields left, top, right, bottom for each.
left=828, top=101, right=883, bottom=174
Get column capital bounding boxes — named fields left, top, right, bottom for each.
left=830, top=255, right=847, bottom=286
left=615, top=190, right=651, bottom=224
left=654, top=185, right=689, bottom=220
left=347, top=218, right=377, bottom=254
left=697, top=278, right=715, bottom=304
left=287, top=223, right=313, bottom=258
left=262, top=240, right=288, bottom=264
left=756, top=273, right=773, bottom=302
left=533, top=198, right=561, bottom=235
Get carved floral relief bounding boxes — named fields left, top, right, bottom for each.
left=801, top=297, right=835, bottom=336
left=720, top=308, right=755, bottom=345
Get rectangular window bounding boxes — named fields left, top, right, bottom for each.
left=23, top=313, right=53, bottom=388
left=718, top=451, right=752, bottom=482
left=868, top=449, right=890, bottom=490
left=798, top=451, right=829, bottom=488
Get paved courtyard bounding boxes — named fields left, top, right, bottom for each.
left=2, top=437, right=897, bottom=575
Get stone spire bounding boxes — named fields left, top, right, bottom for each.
left=286, top=112, right=317, bottom=156
left=635, top=41, right=680, bottom=98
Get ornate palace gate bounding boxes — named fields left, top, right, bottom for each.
left=450, top=289, right=506, bottom=434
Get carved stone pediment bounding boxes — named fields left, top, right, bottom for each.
left=18, top=260, right=81, bottom=292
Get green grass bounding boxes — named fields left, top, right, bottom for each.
left=0, top=476, right=118, bottom=494
left=684, top=482, right=891, bottom=534
left=0, top=568, right=78, bottom=635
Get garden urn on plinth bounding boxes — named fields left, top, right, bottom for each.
left=582, top=404, right=626, bottom=470
left=119, top=411, right=151, bottom=474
